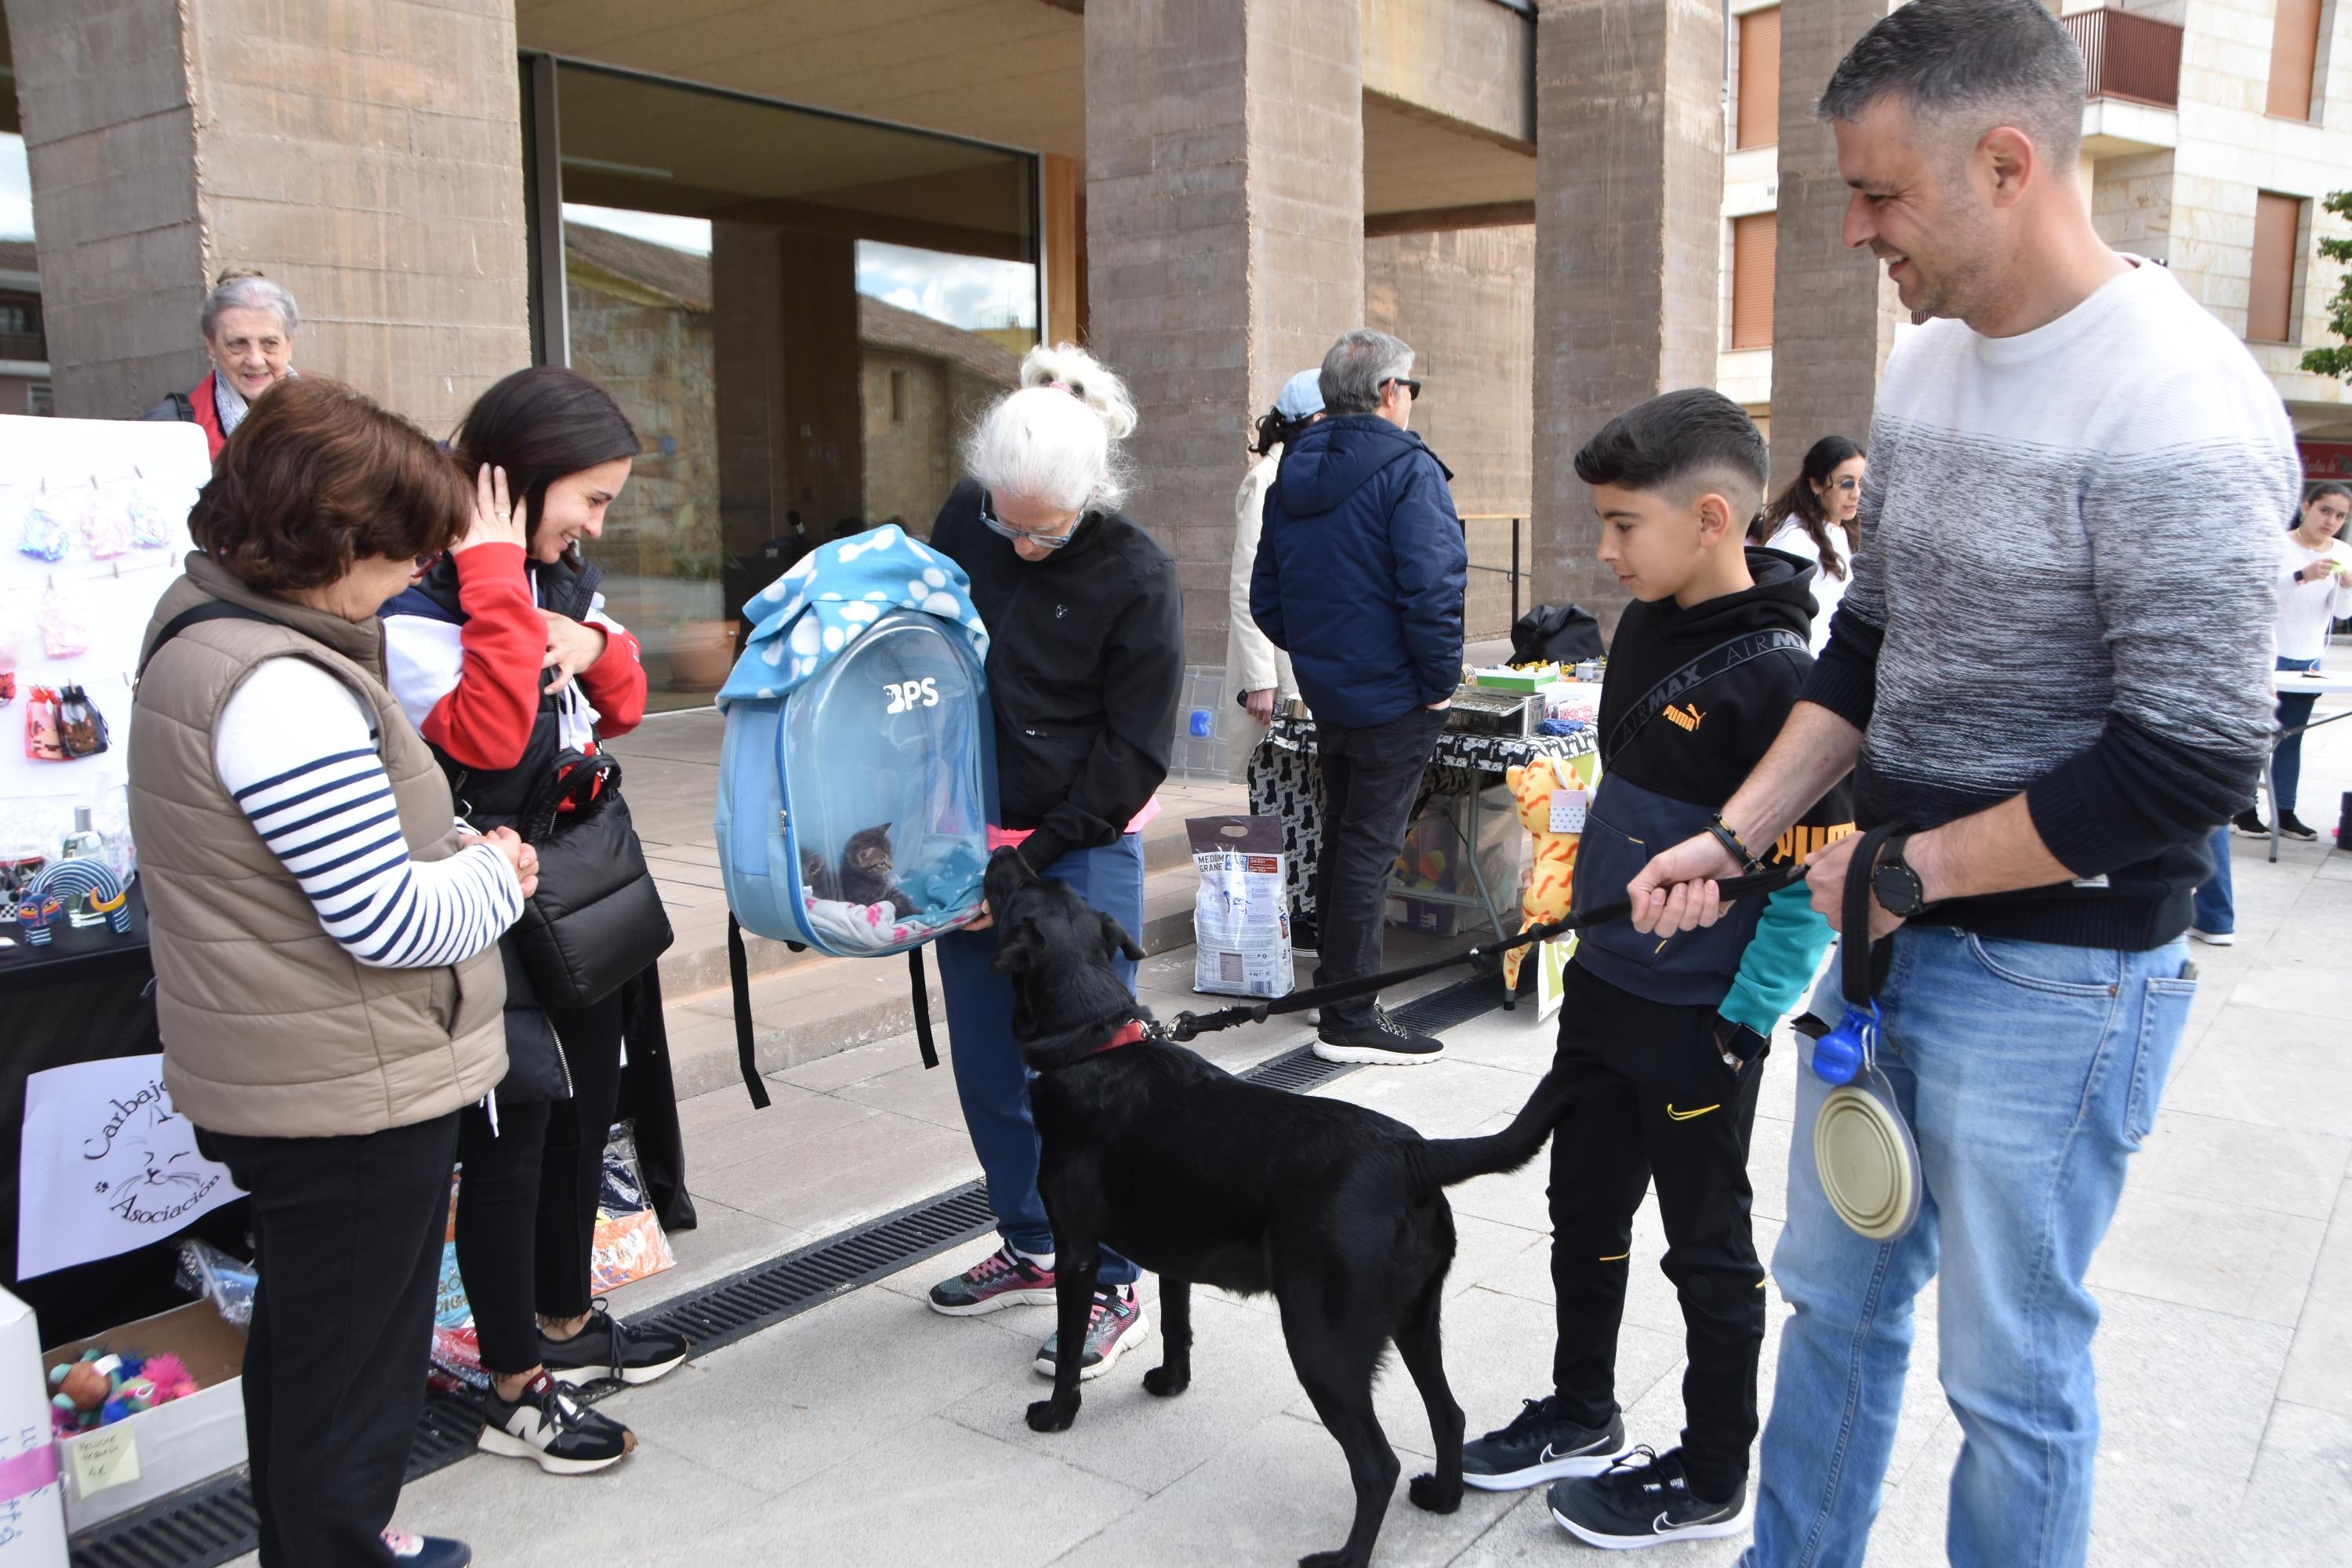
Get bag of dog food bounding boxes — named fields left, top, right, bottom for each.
left=1186, top=815, right=1294, bottom=999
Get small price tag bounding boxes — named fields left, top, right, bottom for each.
left=67, top=1426, right=140, bottom=1496
left=1548, top=789, right=1588, bottom=834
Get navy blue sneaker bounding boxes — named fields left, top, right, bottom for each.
left=1461, top=1395, right=1629, bottom=1490
left=1548, top=1446, right=1750, bottom=1548
left=381, top=1528, right=471, bottom=1566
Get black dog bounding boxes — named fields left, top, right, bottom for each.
left=983, top=848, right=1580, bottom=1568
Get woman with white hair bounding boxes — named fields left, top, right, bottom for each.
left=141, top=267, right=299, bottom=461
left=922, top=343, right=1184, bottom=1381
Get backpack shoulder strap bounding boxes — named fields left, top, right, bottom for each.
left=137, top=600, right=287, bottom=680
left=1604, top=628, right=1808, bottom=761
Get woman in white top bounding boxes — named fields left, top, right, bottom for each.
left=1226, top=368, right=1323, bottom=750
left=2237, top=481, right=2352, bottom=840
left=1753, top=434, right=1866, bottom=654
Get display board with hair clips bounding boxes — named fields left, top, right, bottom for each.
left=0, top=417, right=209, bottom=938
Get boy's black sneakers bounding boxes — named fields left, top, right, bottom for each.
left=477, top=1372, right=635, bottom=1475
left=1314, top=1005, right=1444, bottom=1066
left=1548, top=1446, right=1750, bottom=1548
left=537, top=1299, right=688, bottom=1387
left=2233, top=808, right=2270, bottom=837
left=2279, top=808, right=2320, bottom=841
left=1461, top=1396, right=1629, bottom=1490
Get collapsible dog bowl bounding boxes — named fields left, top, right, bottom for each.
left=1813, top=1063, right=1922, bottom=1241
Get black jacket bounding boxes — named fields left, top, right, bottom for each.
left=1571, top=549, right=1855, bottom=1007
left=1250, top=415, right=1467, bottom=728
left=931, top=479, right=1185, bottom=872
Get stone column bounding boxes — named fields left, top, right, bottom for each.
left=5, top=0, right=529, bottom=429
left=1768, top=0, right=1904, bottom=494
left=1084, top=0, right=1364, bottom=771
left=1530, top=0, right=1727, bottom=630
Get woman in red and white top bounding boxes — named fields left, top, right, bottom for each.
left=381, top=368, right=681, bottom=1478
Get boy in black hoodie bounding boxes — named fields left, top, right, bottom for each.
left=1460, top=390, right=1852, bottom=1549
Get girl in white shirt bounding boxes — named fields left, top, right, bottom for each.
left=2239, top=481, right=2352, bottom=840
left=1753, top=434, right=1866, bottom=654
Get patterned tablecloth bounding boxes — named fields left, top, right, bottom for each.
left=1245, top=716, right=1600, bottom=920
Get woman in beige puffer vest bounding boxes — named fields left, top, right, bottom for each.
left=130, top=379, right=532, bottom=1568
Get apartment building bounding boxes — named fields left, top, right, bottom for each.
left=1721, top=0, right=2352, bottom=473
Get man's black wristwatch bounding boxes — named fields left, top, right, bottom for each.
left=1870, top=833, right=1931, bottom=919
left=1711, top=1015, right=1769, bottom=1071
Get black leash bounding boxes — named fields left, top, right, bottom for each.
left=1152, top=862, right=1806, bottom=1044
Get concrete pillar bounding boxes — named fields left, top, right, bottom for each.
left=1084, top=0, right=1365, bottom=768
left=1767, top=0, right=1904, bottom=494
left=5, top=0, right=529, bottom=430
left=1530, top=0, right=1726, bottom=630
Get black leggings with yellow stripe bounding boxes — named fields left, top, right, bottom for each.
left=1546, top=959, right=1768, bottom=1502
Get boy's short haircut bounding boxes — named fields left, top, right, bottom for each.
left=1574, top=388, right=1769, bottom=523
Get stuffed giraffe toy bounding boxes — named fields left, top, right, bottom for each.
left=1502, top=750, right=1603, bottom=990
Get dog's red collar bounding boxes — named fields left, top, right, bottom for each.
left=1087, top=1019, right=1149, bottom=1058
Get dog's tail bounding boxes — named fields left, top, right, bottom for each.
left=1410, top=1063, right=1593, bottom=1191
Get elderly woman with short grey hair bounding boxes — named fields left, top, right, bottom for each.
left=142, top=267, right=300, bottom=460
left=920, top=342, right=1183, bottom=1381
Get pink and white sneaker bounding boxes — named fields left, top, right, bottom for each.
left=1033, top=1285, right=1149, bottom=1381
left=927, top=1244, right=1056, bottom=1316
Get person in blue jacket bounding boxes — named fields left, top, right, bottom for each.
left=1250, top=328, right=1468, bottom=1066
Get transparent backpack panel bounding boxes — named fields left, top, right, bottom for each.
left=779, top=608, right=996, bottom=956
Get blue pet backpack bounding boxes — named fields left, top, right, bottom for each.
left=714, top=526, right=996, bottom=1097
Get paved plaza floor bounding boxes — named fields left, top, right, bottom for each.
left=235, top=721, right=2352, bottom=1567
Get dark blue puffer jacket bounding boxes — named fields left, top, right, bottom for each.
left=1248, top=415, right=1468, bottom=729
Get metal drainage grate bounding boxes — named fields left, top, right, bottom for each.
left=69, top=969, right=1510, bottom=1566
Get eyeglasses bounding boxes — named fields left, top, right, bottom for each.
left=1385, top=377, right=1424, bottom=401
left=979, top=492, right=1080, bottom=550
left=412, top=551, right=441, bottom=572
left=1833, top=477, right=1860, bottom=492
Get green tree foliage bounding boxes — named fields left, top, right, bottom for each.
left=2303, top=190, right=2352, bottom=381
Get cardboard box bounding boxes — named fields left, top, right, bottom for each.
left=0, top=1289, right=67, bottom=1564
left=43, top=1301, right=246, bottom=1533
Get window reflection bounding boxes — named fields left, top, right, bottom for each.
left=546, top=63, right=1038, bottom=707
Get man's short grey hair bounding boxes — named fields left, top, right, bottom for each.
left=1817, top=0, right=2084, bottom=173
left=200, top=269, right=299, bottom=340
left=1319, top=329, right=1415, bottom=418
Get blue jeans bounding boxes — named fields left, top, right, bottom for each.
left=935, top=833, right=1143, bottom=1287
left=1743, top=924, right=2195, bottom=1568
left=2272, top=655, right=2321, bottom=814
left=2190, top=822, right=2234, bottom=936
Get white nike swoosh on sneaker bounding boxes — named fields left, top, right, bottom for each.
left=1539, top=1439, right=1609, bottom=1462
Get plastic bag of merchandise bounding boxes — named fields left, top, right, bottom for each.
left=174, top=1238, right=258, bottom=1329
left=591, top=1121, right=677, bottom=1294
left=1186, top=815, right=1294, bottom=1000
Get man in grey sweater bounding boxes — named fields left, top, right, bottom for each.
left=1624, top=3, right=2297, bottom=1564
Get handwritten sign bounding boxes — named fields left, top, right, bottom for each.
left=16, top=1054, right=241, bottom=1279
left=64, top=1428, right=138, bottom=1497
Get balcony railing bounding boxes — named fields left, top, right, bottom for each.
left=0, top=331, right=46, bottom=363
left=2064, top=8, right=2183, bottom=110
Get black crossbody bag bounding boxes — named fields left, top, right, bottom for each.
left=510, top=748, right=674, bottom=1009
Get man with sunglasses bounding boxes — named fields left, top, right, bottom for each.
left=1251, top=328, right=1468, bottom=1065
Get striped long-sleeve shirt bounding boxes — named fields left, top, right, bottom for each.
left=212, top=655, right=523, bottom=967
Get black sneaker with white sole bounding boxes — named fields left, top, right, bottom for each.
left=1315, top=1005, right=1444, bottom=1066
left=1290, top=914, right=1320, bottom=957
left=477, top=1371, right=635, bottom=1475
left=1548, top=1446, right=1750, bottom=1549
left=536, top=1299, right=688, bottom=1387
left=2279, top=808, right=2320, bottom=842
left=2233, top=808, right=2270, bottom=837
left=1461, top=1396, right=1629, bottom=1490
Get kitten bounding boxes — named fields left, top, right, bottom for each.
left=837, top=823, right=909, bottom=916
left=799, top=848, right=841, bottom=902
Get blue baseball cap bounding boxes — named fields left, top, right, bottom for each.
left=1275, top=368, right=1324, bottom=420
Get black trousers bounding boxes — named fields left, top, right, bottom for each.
left=452, top=1097, right=554, bottom=1375
left=200, top=1112, right=459, bottom=1568
left=1548, top=961, right=1766, bottom=1501
left=537, top=992, right=626, bottom=1318
left=1311, top=705, right=1447, bottom=1029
